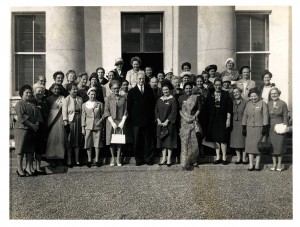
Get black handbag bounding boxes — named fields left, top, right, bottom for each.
left=257, top=135, right=272, bottom=154
left=158, top=126, right=169, bottom=140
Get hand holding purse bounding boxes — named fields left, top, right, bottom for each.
left=158, top=126, right=169, bottom=140
left=257, top=135, right=272, bottom=154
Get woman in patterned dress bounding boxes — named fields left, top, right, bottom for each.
left=179, top=82, right=201, bottom=170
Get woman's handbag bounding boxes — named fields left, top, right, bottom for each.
left=158, top=126, right=169, bottom=140
left=257, top=135, right=273, bottom=154
left=274, top=123, right=288, bottom=134
left=111, top=127, right=126, bottom=144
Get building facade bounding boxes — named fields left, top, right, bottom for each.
left=10, top=6, right=292, bottom=112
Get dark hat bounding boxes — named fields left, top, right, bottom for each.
left=239, top=66, right=250, bottom=74
left=160, top=79, right=174, bottom=90
left=181, top=62, right=191, bottom=70
left=205, top=64, right=217, bottom=72
left=248, top=87, right=260, bottom=97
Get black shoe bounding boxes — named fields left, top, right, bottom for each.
left=16, top=170, right=26, bottom=177
left=242, top=161, right=249, bottom=165
left=255, top=167, right=261, bottom=171
left=24, top=169, right=35, bottom=177
left=87, top=162, right=92, bottom=168
left=95, top=162, right=101, bottom=167
left=167, top=162, right=173, bottom=167
left=222, top=160, right=228, bottom=165
left=248, top=166, right=255, bottom=171
left=158, top=161, right=167, bottom=166
left=213, top=159, right=221, bottom=164
left=146, top=161, right=154, bottom=166
left=185, top=166, right=193, bottom=171
left=67, top=164, right=73, bottom=168
left=235, top=160, right=242, bottom=164
left=136, top=162, right=142, bottom=166
left=35, top=170, right=47, bottom=175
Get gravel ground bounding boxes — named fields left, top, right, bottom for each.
left=9, top=164, right=293, bottom=220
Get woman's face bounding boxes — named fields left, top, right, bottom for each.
left=34, top=87, right=45, bottom=100
left=22, top=89, right=32, bottom=101
left=116, top=63, right=123, bottom=71
left=250, top=93, right=259, bottom=103
left=52, top=85, right=61, bottom=96
left=88, top=90, right=96, bottom=101
left=55, top=74, right=64, bottom=84
left=67, top=73, right=76, bottom=83
left=182, top=76, right=189, bottom=83
left=69, top=85, right=78, bottom=97
left=226, top=61, right=234, bottom=69
left=214, top=81, right=222, bottom=92
left=132, top=61, right=140, bottom=71
left=263, top=74, right=271, bottom=85
left=242, top=68, right=250, bottom=80
left=172, top=79, right=180, bottom=89
left=184, top=85, right=192, bottom=96
left=157, top=73, right=164, bottom=82
left=270, top=89, right=280, bottom=101
left=97, top=69, right=105, bottom=79
left=209, top=69, right=215, bottom=77
left=233, top=88, right=242, bottom=100
left=162, top=86, right=170, bottom=97
left=223, top=81, right=230, bottom=89
left=121, top=81, right=129, bottom=92
left=112, top=84, right=120, bottom=96
left=165, top=73, right=173, bottom=81
left=196, top=78, right=204, bottom=88
left=81, top=75, right=88, bottom=86
left=203, top=73, right=209, bottom=82
left=90, top=78, right=98, bottom=87
left=107, top=72, right=115, bottom=81
left=183, top=65, right=190, bottom=72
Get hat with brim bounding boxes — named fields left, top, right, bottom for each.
left=164, top=68, right=173, bottom=75
left=225, top=58, right=235, bottom=67
left=205, top=64, right=218, bottom=72
left=222, top=75, right=232, bottom=83
left=180, top=71, right=192, bottom=78
left=115, top=57, right=124, bottom=66
left=248, top=87, right=260, bottom=97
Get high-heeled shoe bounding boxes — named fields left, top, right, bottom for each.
left=87, top=162, right=92, bottom=168
left=158, top=161, right=167, bottom=166
left=167, top=162, right=173, bottom=167
left=117, top=163, right=122, bottom=167
left=270, top=166, right=276, bottom=171
left=276, top=167, right=284, bottom=172
left=24, top=169, right=35, bottom=177
left=16, top=170, right=26, bottom=177
left=248, top=166, right=255, bottom=171
left=110, top=163, right=115, bottom=166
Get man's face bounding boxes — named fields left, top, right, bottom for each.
left=137, top=74, right=145, bottom=86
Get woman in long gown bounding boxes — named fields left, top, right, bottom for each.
left=45, top=83, right=66, bottom=164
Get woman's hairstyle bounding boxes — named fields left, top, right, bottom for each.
left=214, top=78, right=222, bottom=84
left=248, top=87, right=260, bottom=97
left=157, top=70, right=165, bottom=77
left=233, top=87, right=242, bottom=94
left=161, top=79, right=174, bottom=90
left=172, top=75, right=181, bottom=82
left=121, top=79, right=129, bottom=85
left=181, top=62, right=191, bottom=70
left=196, top=75, right=204, bottom=82
left=96, top=67, right=105, bottom=74
left=108, top=70, right=117, bottom=78
left=183, top=81, right=194, bottom=90
left=269, top=87, right=281, bottom=96
left=65, top=82, right=78, bottom=92
left=66, top=70, right=76, bottom=78
left=109, top=79, right=121, bottom=89
left=49, top=83, right=62, bottom=91
left=33, top=84, right=46, bottom=94
left=19, top=84, right=33, bottom=97
left=79, top=72, right=88, bottom=78
left=239, top=66, right=251, bottom=75
left=53, top=71, right=65, bottom=80
left=261, top=70, right=273, bottom=80
left=89, top=72, right=99, bottom=82
left=201, top=71, right=210, bottom=78
left=130, top=56, right=142, bottom=66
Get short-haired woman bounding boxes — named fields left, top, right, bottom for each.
left=14, top=85, right=43, bottom=177
left=96, top=67, right=108, bottom=85
left=236, top=66, right=256, bottom=99
left=259, top=70, right=276, bottom=103
left=220, top=58, right=240, bottom=83
left=126, top=56, right=145, bottom=88
left=64, top=70, right=77, bottom=88
left=50, top=71, right=68, bottom=97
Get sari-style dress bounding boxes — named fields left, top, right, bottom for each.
left=179, top=95, right=201, bottom=168
left=45, top=95, right=66, bottom=159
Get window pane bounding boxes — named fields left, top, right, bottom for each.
left=251, top=54, right=267, bottom=86
left=34, top=55, right=46, bottom=81
left=122, top=14, right=140, bottom=33
left=145, top=34, right=163, bottom=52
left=144, top=14, right=162, bottom=33
left=122, top=34, right=140, bottom=52
left=15, top=15, right=33, bottom=52
left=236, top=15, right=250, bottom=51
left=15, top=55, right=33, bottom=90
left=252, top=15, right=266, bottom=51
left=236, top=54, right=251, bottom=74
left=34, top=15, right=46, bottom=52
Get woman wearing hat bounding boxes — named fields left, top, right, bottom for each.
left=220, top=58, right=240, bottom=83
left=89, top=72, right=104, bottom=104
left=222, top=75, right=234, bottom=99
left=242, top=87, right=269, bottom=171
left=113, top=57, right=127, bottom=80
left=155, top=80, right=178, bottom=167
left=81, top=87, right=105, bottom=168
left=268, top=87, right=288, bottom=171
left=236, top=66, right=256, bottom=100
left=258, top=70, right=276, bottom=103
left=126, top=56, right=145, bottom=88
left=181, top=62, right=196, bottom=83
left=205, top=64, right=221, bottom=81
left=179, top=72, right=192, bottom=89
left=204, top=78, right=233, bottom=165
left=164, top=68, right=173, bottom=81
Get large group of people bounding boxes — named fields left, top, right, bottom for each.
left=14, top=56, right=290, bottom=177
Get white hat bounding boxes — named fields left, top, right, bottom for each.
left=179, top=71, right=192, bottom=77
left=164, top=68, right=173, bottom=75
left=115, top=57, right=124, bottom=66
left=225, top=58, right=235, bottom=66
left=87, top=87, right=97, bottom=95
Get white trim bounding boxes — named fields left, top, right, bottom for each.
left=15, top=52, right=46, bottom=55
left=236, top=51, right=270, bottom=54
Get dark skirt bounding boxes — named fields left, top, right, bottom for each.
left=230, top=119, right=245, bottom=149
left=67, top=113, right=81, bottom=148
left=35, top=123, right=47, bottom=154
left=156, top=123, right=177, bottom=149
left=15, top=128, right=35, bottom=155
left=245, top=126, right=262, bottom=155
left=269, top=119, right=286, bottom=155
left=206, top=113, right=227, bottom=143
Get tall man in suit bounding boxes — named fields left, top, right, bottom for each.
left=127, top=73, right=156, bottom=166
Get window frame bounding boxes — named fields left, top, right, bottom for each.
left=12, top=12, right=46, bottom=95
left=235, top=10, right=271, bottom=80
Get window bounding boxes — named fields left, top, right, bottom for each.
left=13, top=14, right=46, bottom=91
left=236, top=12, right=270, bottom=84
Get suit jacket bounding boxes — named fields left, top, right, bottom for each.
left=242, top=100, right=269, bottom=126
left=104, top=94, right=128, bottom=120
left=113, top=68, right=127, bottom=80
left=62, top=95, right=83, bottom=122
left=236, top=79, right=256, bottom=99
left=127, top=84, right=156, bottom=127
left=81, top=101, right=104, bottom=130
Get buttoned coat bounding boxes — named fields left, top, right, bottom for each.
left=62, top=95, right=83, bottom=122
left=236, top=79, right=256, bottom=99
left=81, top=101, right=104, bottom=130
left=242, top=100, right=268, bottom=126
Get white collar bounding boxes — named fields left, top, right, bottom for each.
left=160, top=95, right=173, bottom=101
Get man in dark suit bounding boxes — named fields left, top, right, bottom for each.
left=113, top=57, right=127, bottom=81
left=127, top=73, right=156, bottom=166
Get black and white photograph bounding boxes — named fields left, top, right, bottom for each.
left=2, top=0, right=299, bottom=224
